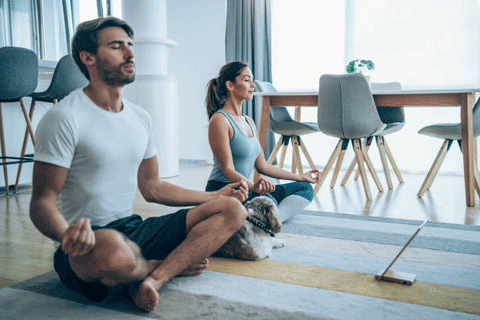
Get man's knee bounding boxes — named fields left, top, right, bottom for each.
left=70, top=229, right=137, bottom=282
left=95, top=229, right=138, bottom=272
left=219, top=197, right=247, bottom=230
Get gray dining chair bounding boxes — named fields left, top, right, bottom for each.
left=417, top=97, right=480, bottom=198
left=0, top=46, right=38, bottom=195
left=341, top=82, right=405, bottom=190
left=254, top=80, right=319, bottom=174
left=14, top=54, right=88, bottom=193
left=314, top=73, right=386, bottom=201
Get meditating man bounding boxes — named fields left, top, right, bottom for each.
left=29, top=17, right=248, bottom=313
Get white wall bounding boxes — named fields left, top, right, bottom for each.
left=167, top=0, right=226, bottom=162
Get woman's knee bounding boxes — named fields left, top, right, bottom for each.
left=299, top=181, right=314, bottom=201
left=282, top=181, right=314, bottom=201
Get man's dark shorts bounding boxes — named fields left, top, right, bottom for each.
left=54, top=210, right=188, bottom=302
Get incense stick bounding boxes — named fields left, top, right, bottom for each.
left=379, top=218, right=429, bottom=279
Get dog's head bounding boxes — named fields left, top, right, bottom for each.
left=244, top=196, right=282, bottom=234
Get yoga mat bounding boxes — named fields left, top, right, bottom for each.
left=208, top=257, right=480, bottom=315
left=4, top=210, right=480, bottom=319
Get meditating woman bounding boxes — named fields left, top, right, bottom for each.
left=205, top=61, right=321, bottom=222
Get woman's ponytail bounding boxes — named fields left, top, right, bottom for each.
left=206, top=77, right=224, bottom=119
left=205, top=61, right=248, bottom=119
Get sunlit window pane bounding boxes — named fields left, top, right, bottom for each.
left=78, top=0, right=99, bottom=22
left=272, top=0, right=346, bottom=90
left=270, top=0, right=480, bottom=174
left=10, top=1, right=33, bottom=49
left=40, top=0, right=68, bottom=60
left=353, top=0, right=480, bottom=85
left=78, top=0, right=122, bottom=23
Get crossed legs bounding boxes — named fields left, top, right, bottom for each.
left=69, top=197, right=246, bottom=312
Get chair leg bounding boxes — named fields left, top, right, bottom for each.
left=354, top=138, right=372, bottom=181
left=19, top=98, right=35, bottom=145
left=362, top=145, right=384, bottom=192
left=473, top=139, right=480, bottom=199
left=424, top=140, right=453, bottom=191
left=278, top=137, right=290, bottom=169
left=0, top=104, right=8, bottom=195
left=291, top=144, right=297, bottom=173
left=474, top=166, right=480, bottom=199
left=417, top=139, right=452, bottom=197
left=314, top=139, right=343, bottom=195
left=267, top=136, right=284, bottom=165
left=342, top=137, right=378, bottom=188
left=354, top=137, right=373, bottom=181
left=376, top=136, right=393, bottom=190
left=291, top=136, right=303, bottom=174
left=341, top=156, right=357, bottom=186
left=14, top=98, right=36, bottom=193
left=352, top=139, right=372, bottom=201
left=298, top=137, right=318, bottom=171
left=330, top=139, right=349, bottom=189
left=383, top=137, right=404, bottom=184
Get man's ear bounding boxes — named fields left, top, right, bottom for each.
left=79, top=51, right=95, bottom=67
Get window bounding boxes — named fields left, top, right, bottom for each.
left=352, top=0, right=480, bottom=86
left=272, top=0, right=346, bottom=91
left=0, top=0, right=70, bottom=61
left=271, top=0, right=480, bottom=174
left=0, top=1, right=36, bottom=50
left=76, top=0, right=121, bottom=25
left=0, top=0, right=123, bottom=62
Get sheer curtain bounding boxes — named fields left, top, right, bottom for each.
left=0, top=0, right=70, bottom=60
left=225, top=0, right=275, bottom=157
left=271, top=0, right=480, bottom=174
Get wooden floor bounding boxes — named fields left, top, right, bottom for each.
left=1, top=163, right=479, bottom=289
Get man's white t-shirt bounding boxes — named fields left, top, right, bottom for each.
left=34, top=88, right=157, bottom=227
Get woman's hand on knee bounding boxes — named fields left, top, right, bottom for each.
left=252, top=178, right=275, bottom=195
left=302, top=170, right=321, bottom=183
left=61, top=218, right=95, bottom=257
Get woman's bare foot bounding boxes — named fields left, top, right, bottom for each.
left=129, top=279, right=160, bottom=312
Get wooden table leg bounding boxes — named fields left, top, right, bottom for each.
left=461, top=93, right=476, bottom=206
left=255, top=96, right=272, bottom=181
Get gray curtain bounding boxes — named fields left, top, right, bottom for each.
left=63, top=0, right=74, bottom=53
left=225, top=0, right=275, bottom=158
left=96, top=0, right=112, bottom=17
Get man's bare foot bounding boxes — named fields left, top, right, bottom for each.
left=129, top=258, right=209, bottom=311
left=129, top=279, right=160, bottom=312
left=147, top=258, right=209, bottom=277
left=179, top=258, right=209, bottom=276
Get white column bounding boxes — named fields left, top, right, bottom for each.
left=121, top=0, right=179, bottom=177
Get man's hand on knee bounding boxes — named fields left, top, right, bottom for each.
left=216, top=180, right=248, bottom=202
left=61, top=218, right=95, bottom=257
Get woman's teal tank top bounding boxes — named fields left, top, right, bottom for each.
left=208, top=110, right=261, bottom=183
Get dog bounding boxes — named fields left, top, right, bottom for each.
left=214, top=196, right=286, bottom=261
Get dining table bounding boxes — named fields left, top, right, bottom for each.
left=255, top=87, right=480, bottom=207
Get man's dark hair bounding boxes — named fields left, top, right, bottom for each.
left=71, top=17, right=134, bottom=80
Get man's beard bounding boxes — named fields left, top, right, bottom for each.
left=96, top=57, right=135, bottom=86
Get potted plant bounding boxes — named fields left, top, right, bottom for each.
left=346, top=59, right=374, bottom=81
